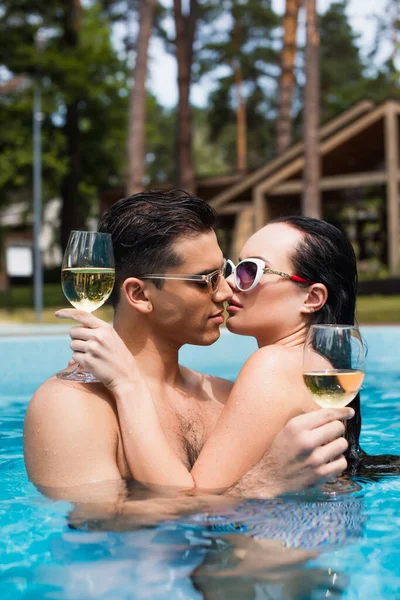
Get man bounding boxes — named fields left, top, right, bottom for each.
left=24, top=190, right=352, bottom=500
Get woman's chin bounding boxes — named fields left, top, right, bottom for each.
left=226, top=316, right=244, bottom=335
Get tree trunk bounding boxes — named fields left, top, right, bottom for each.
left=302, top=0, right=321, bottom=218
left=173, top=0, right=198, bottom=193
left=60, top=0, right=83, bottom=251
left=127, top=0, right=157, bottom=195
left=233, top=9, right=246, bottom=174
left=276, top=0, right=300, bottom=155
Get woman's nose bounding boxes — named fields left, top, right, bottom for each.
left=226, top=273, right=239, bottom=291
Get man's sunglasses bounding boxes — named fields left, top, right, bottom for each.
left=224, top=258, right=314, bottom=292
left=141, top=259, right=226, bottom=294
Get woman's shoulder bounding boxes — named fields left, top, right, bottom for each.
left=240, top=344, right=301, bottom=377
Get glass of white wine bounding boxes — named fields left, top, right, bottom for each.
left=303, top=325, right=365, bottom=408
left=56, top=230, right=115, bottom=383
left=303, top=324, right=365, bottom=493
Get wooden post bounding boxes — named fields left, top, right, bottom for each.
left=385, top=103, right=400, bottom=274
left=302, top=0, right=321, bottom=218
left=254, top=188, right=268, bottom=231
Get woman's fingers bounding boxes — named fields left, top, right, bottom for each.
left=70, top=339, right=87, bottom=353
left=55, top=308, right=108, bottom=329
left=69, top=325, right=93, bottom=340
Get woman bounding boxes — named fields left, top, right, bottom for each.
left=57, top=215, right=373, bottom=492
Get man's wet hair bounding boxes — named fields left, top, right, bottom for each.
left=98, top=189, right=218, bottom=307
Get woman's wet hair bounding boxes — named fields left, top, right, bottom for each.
left=98, top=190, right=218, bottom=307
left=270, top=216, right=400, bottom=477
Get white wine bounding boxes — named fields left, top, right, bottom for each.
left=62, top=268, right=115, bottom=312
left=303, top=369, right=364, bottom=408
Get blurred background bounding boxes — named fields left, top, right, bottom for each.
left=0, top=0, right=400, bottom=323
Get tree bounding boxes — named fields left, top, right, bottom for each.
left=59, top=0, right=83, bottom=250
left=276, top=0, right=300, bottom=154
left=319, top=1, right=365, bottom=122
left=127, top=0, right=157, bottom=195
left=0, top=1, right=129, bottom=247
left=196, top=0, right=279, bottom=172
left=173, top=0, right=199, bottom=193
left=302, top=0, right=321, bottom=218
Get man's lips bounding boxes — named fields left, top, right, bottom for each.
left=209, top=310, right=225, bottom=324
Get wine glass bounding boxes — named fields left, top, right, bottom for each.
left=303, top=325, right=365, bottom=493
left=56, top=231, right=115, bottom=383
left=303, top=325, right=365, bottom=408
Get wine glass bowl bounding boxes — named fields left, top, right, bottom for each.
left=56, top=231, right=115, bottom=383
left=303, top=325, right=365, bottom=409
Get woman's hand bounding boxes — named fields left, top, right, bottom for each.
left=55, top=308, right=139, bottom=392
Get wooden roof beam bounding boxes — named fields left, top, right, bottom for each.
left=271, top=171, right=389, bottom=195
left=209, top=100, right=376, bottom=210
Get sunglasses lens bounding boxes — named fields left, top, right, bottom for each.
left=236, top=261, right=258, bottom=290
left=224, top=261, right=233, bottom=278
left=210, top=271, right=222, bottom=293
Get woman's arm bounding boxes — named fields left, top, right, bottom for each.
left=57, top=309, right=352, bottom=493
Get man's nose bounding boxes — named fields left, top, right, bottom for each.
left=213, top=276, right=233, bottom=302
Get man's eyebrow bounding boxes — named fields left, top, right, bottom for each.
left=195, top=260, right=225, bottom=276
left=238, top=256, right=271, bottom=265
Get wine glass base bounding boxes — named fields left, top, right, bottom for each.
left=56, top=366, right=99, bottom=383
left=316, top=478, right=361, bottom=497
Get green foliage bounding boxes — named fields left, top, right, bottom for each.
left=194, top=0, right=280, bottom=169
left=0, top=1, right=130, bottom=216
left=319, top=1, right=366, bottom=121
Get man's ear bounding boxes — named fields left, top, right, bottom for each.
left=301, top=283, right=328, bottom=315
left=121, top=277, right=153, bottom=314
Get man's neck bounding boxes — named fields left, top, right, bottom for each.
left=113, top=312, right=183, bottom=387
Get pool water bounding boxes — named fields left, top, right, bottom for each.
left=1, top=327, right=400, bottom=599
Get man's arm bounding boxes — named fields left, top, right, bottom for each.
left=24, top=378, right=122, bottom=490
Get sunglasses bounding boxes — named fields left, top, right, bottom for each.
left=224, top=258, right=314, bottom=292
left=141, top=259, right=226, bottom=294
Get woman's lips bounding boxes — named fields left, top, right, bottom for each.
left=226, top=300, right=242, bottom=313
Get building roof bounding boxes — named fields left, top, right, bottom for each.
left=209, top=99, right=400, bottom=210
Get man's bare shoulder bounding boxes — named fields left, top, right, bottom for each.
left=27, top=376, right=118, bottom=422
left=24, top=377, right=120, bottom=488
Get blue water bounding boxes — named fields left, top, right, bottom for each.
left=1, top=327, right=400, bottom=599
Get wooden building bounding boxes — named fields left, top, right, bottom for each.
left=208, top=99, right=400, bottom=274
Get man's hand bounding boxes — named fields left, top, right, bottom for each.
left=55, top=308, right=140, bottom=392
left=264, top=407, right=354, bottom=494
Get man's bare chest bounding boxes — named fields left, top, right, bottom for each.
left=155, top=397, right=222, bottom=469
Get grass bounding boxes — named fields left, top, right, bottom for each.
left=0, top=285, right=399, bottom=325
left=356, top=295, right=400, bottom=324
left=0, top=284, right=113, bottom=324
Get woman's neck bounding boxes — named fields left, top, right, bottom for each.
left=256, top=322, right=309, bottom=349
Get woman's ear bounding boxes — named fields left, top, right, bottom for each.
left=121, top=277, right=153, bottom=314
left=301, top=283, right=328, bottom=315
